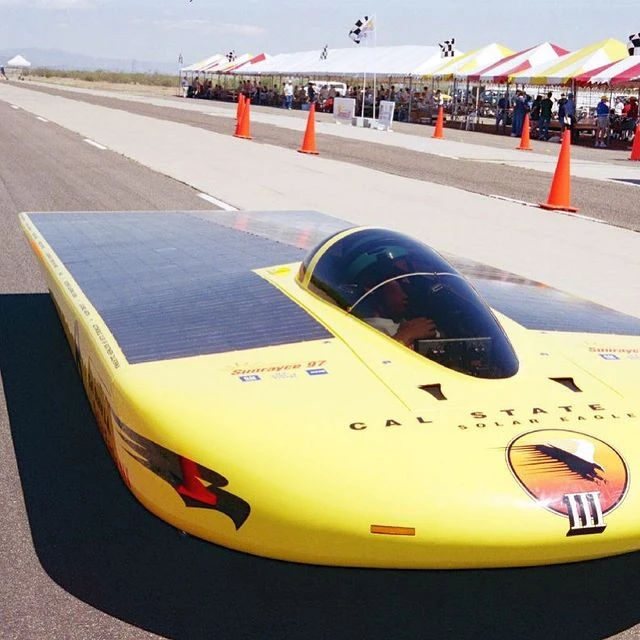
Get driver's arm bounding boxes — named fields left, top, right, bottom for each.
left=394, top=317, right=438, bottom=346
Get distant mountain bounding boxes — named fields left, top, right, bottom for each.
left=0, top=48, right=179, bottom=74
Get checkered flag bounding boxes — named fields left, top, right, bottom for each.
left=628, top=33, right=640, bottom=56
left=439, top=38, right=455, bottom=58
left=226, top=49, right=236, bottom=62
left=320, top=44, right=328, bottom=60
left=349, top=15, right=375, bottom=44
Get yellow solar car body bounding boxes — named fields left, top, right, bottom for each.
left=20, top=210, right=640, bottom=568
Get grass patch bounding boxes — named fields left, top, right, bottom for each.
left=30, top=68, right=176, bottom=87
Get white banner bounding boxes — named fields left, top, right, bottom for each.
left=377, top=100, right=395, bottom=131
left=333, top=97, right=356, bottom=125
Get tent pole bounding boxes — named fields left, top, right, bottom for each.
left=453, top=78, right=458, bottom=119
left=503, top=82, right=509, bottom=134
left=408, top=75, right=413, bottom=123
left=372, top=24, right=377, bottom=120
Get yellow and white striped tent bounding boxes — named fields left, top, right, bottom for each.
left=415, top=43, right=513, bottom=80
left=508, top=38, right=627, bottom=85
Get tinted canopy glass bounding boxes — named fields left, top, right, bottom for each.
left=299, top=228, right=519, bottom=379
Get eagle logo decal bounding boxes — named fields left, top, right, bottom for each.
left=113, top=414, right=250, bottom=530
left=507, top=429, right=628, bottom=535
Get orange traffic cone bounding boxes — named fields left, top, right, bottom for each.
left=235, top=93, right=245, bottom=121
left=516, top=112, right=532, bottom=150
left=629, top=123, right=640, bottom=161
left=234, top=94, right=245, bottom=135
left=432, top=105, right=445, bottom=139
left=539, top=130, right=578, bottom=212
left=233, top=97, right=252, bottom=139
left=298, top=102, right=319, bottom=155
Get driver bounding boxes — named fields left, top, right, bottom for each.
left=361, top=277, right=438, bottom=347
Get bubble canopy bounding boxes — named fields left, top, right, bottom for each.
left=297, top=227, right=519, bottom=379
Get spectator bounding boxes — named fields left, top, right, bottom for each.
left=318, top=84, right=329, bottom=109
left=283, top=79, right=294, bottom=109
left=595, top=95, right=610, bottom=148
left=557, top=93, right=568, bottom=131
left=538, top=91, right=553, bottom=140
left=496, top=93, right=508, bottom=130
left=564, top=93, right=576, bottom=142
left=622, top=96, right=638, bottom=141
left=511, top=91, right=528, bottom=137
left=307, top=81, right=316, bottom=104
left=614, top=97, right=625, bottom=117
left=530, top=95, right=542, bottom=137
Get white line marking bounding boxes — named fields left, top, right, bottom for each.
left=37, top=116, right=49, bottom=123
left=488, top=194, right=535, bottom=207
left=490, top=194, right=613, bottom=226
left=430, top=153, right=460, bottom=160
left=198, top=193, right=238, bottom=211
left=83, top=139, right=107, bottom=150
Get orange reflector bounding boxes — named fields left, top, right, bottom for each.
left=370, top=524, right=416, bottom=536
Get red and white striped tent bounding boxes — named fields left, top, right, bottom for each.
left=509, top=38, right=627, bottom=85
left=180, top=53, right=225, bottom=74
left=180, top=53, right=268, bottom=75
left=467, top=42, right=569, bottom=84
left=216, top=53, right=269, bottom=74
left=573, top=56, right=640, bottom=86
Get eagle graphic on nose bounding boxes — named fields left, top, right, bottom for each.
left=113, top=413, right=250, bottom=530
left=520, top=438, right=605, bottom=483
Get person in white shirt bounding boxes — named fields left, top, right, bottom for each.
left=362, top=278, right=438, bottom=347
left=284, top=80, right=294, bottom=109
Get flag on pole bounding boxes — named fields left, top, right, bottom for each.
left=178, top=53, right=183, bottom=64
left=320, top=44, right=328, bottom=60
left=226, top=49, right=236, bottom=62
left=629, top=33, right=640, bottom=56
left=348, top=16, right=375, bottom=44
left=439, top=38, right=456, bottom=58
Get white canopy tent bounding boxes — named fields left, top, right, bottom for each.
left=6, top=54, right=31, bottom=68
left=234, top=45, right=443, bottom=77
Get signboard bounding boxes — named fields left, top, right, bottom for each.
left=333, top=97, right=356, bottom=125
left=377, top=100, right=395, bottom=131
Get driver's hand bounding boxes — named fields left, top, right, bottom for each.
left=395, top=318, right=438, bottom=346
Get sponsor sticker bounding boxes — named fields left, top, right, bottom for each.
left=306, top=368, right=328, bottom=376
left=239, top=375, right=261, bottom=382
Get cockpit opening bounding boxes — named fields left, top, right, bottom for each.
left=298, top=227, right=519, bottom=379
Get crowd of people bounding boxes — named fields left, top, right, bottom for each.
left=181, top=75, right=444, bottom=119
left=495, top=89, right=638, bottom=146
left=180, top=74, right=638, bottom=145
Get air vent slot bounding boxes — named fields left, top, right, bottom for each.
left=419, top=383, right=447, bottom=400
left=550, top=377, right=582, bottom=392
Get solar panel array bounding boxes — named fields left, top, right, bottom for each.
left=30, top=211, right=334, bottom=364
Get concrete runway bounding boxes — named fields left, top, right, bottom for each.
left=1, top=81, right=640, bottom=640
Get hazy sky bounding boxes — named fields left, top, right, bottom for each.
left=0, top=0, right=636, bottom=65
